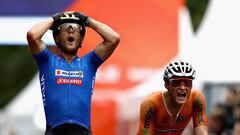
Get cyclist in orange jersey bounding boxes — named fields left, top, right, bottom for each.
left=137, top=60, right=208, bottom=135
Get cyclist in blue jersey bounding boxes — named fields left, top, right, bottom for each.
left=26, top=11, right=120, bottom=135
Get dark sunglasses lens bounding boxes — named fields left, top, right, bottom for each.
left=171, top=79, right=192, bottom=87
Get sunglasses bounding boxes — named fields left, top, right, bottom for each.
left=169, top=78, right=193, bottom=87
left=58, top=23, right=82, bottom=32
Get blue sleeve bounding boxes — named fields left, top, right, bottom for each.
left=32, top=48, right=52, bottom=65
left=84, top=51, right=104, bottom=68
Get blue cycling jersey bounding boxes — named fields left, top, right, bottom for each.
left=33, top=48, right=103, bottom=129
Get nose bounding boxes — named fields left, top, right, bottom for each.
left=67, top=26, right=74, bottom=33
left=179, top=81, right=187, bottom=89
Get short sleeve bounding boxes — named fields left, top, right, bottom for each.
left=137, top=99, right=156, bottom=135
left=192, top=91, right=208, bottom=127
left=84, top=51, right=104, bottom=68
left=32, top=48, right=52, bottom=65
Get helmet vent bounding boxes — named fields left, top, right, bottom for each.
left=163, top=60, right=196, bottom=80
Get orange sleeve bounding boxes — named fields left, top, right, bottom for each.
left=192, top=91, right=208, bottom=127
left=137, top=99, right=156, bottom=135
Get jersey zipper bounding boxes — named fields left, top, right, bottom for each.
left=63, top=56, right=81, bottom=124
left=168, top=117, right=172, bottom=135
left=61, top=55, right=78, bottom=123
left=168, top=113, right=179, bottom=135
left=162, top=92, right=184, bottom=135
left=68, top=64, right=72, bottom=123
left=68, top=63, right=71, bottom=123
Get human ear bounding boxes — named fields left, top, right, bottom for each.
left=164, top=81, right=169, bottom=89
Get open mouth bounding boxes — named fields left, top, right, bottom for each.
left=176, top=91, right=188, bottom=103
left=177, top=92, right=187, bottom=98
left=67, top=36, right=75, bottom=43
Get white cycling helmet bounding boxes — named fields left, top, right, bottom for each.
left=163, top=60, right=196, bottom=80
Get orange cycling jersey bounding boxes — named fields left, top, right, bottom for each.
left=137, top=90, right=208, bottom=135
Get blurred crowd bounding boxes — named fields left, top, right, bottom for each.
left=208, top=86, right=240, bottom=135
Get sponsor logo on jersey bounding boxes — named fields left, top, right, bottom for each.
left=144, top=107, right=154, bottom=129
left=56, top=78, right=83, bottom=86
left=143, top=129, right=149, bottom=134
left=55, top=69, right=83, bottom=77
left=195, top=99, right=204, bottom=123
left=40, top=74, right=46, bottom=106
left=176, top=116, right=185, bottom=123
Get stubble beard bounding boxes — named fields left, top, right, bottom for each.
left=58, top=43, right=81, bottom=55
